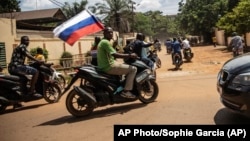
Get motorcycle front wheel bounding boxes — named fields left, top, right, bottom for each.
left=43, top=82, right=61, bottom=103
left=0, top=100, right=7, bottom=114
left=138, top=79, right=159, bottom=104
left=66, top=89, right=94, bottom=117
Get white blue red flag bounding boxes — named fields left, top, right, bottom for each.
left=53, top=10, right=104, bottom=46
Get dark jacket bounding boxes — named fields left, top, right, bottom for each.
left=133, top=39, right=152, bottom=58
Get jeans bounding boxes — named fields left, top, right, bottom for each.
left=8, top=65, right=38, bottom=76
left=141, top=57, right=154, bottom=69
left=106, top=62, right=137, bottom=91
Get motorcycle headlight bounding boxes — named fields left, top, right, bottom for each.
left=232, top=73, right=250, bottom=86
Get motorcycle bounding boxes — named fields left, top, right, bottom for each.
left=173, top=52, right=183, bottom=69
left=183, top=48, right=194, bottom=62
left=167, top=47, right=172, bottom=54
left=0, top=62, right=62, bottom=114
left=232, top=47, right=243, bottom=57
left=62, top=59, right=159, bottom=117
left=50, top=66, right=66, bottom=89
left=148, top=49, right=161, bottom=69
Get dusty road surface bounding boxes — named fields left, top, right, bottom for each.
left=1, top=45, right=250, bottom=141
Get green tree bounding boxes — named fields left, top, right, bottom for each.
left=217, top=0, right=250, bottom=35
left=0, top=0, right=21, bottom=13
left=228, top=0, right=240, bottom=12
left=133, top=12, right=153, bottom=36
left=62, top=0, right=88, bottom=18
left=89, top=0, right=133, bottom=33
left=178, top=0, right=228, bottom=43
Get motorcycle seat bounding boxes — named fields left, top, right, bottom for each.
left=95, top=69, right=120, bottom=80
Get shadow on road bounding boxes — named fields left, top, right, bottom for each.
left=37, top=102, right=148, bottom=126
left=214, top=108, right=250, bottom=124
left=2, top=103, right=49, bottom=115
left=168, top=68, right=183, bottom=71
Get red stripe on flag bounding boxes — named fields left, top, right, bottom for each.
left=66, top=22, right=104, bottom=46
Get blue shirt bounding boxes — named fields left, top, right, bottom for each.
left=171, top=41, right=182, bottom=53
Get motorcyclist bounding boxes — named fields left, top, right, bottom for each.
left=8, top=36, right=44, bottom=107
left=182, top=37, right=192, bottom=57
left=171, top=37, right=183, bottom=64
left=153, top=38, right=161, bottom=52
left=133, top=33, right=154, bottom=70
left=97, top=27, right=138, bottom=99
left=229, top=32, right=243, bottom=56
left=165, top=38, right=172, bottom=54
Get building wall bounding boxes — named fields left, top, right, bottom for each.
left=0, top=18, right=102, bottom=67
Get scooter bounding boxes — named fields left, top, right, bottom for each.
left=173, top=52, right=183, bottom=70
left=62, top=59, right=159, bottom=117
left=148, top=49, right=161, bottom=69
left=0, top=62, right=62, bottom=114
left=183, top=48, right=194, bottom=62
left=232, top=47, right=243, bottom=57
left=50, top=66, right=66, bottom=89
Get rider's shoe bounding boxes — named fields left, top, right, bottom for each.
left=121, top=91, right=136, bottom=99
left=28, top=92, right=43, bottom=98
left=13, top=102, right=23, bottom=109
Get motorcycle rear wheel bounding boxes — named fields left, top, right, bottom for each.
left=43, top=83, right=61, bottom=103
left=55, top=74, right=66, bottom=89
left=66, top=90, right=94, bottom=117
left=139, top=79, right=159, bottom=104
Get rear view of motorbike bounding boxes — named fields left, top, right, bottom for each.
left=183, top=48, right=194, bottom=62
left=232, top=47, right=243, bottom=57
left=173, top=53, right=182, bottom=69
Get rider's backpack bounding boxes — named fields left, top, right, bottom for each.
left=123, top=41, right=135, bottom=54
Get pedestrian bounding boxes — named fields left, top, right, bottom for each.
left=212, top=36, right=217, bottom=47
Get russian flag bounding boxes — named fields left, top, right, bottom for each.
left=53, top=10, right=104, bottom=46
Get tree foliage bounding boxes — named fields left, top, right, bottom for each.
left=177, top=0, right=228, bottom=42
left=0, top=0, right=21, bottom=13
left=217, top=0, right=250, bottom=35
left=89, top=0, right=133, bottom=33
left=62, top=0, right=88, bottom=19
left=228, top=0, right=240, bottom=12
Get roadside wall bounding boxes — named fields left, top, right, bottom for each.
left=0, top=18, right=103, bottom=66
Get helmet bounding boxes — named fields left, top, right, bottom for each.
left=136, top=33, right=144, bottom=40
left=232, top=32, right=237, bottom=36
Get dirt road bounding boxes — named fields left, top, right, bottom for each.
left=1, top=45, right=250, bottom=141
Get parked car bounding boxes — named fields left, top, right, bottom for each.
left=217, top=53, right=250, bottom=117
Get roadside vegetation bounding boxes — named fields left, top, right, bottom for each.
left=1, top=0, right=249, bottom=44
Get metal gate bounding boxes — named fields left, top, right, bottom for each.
left=0, top=42, right=7, bottom=68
